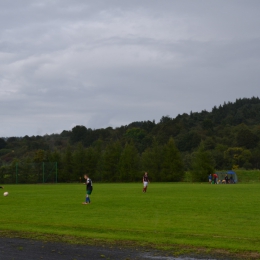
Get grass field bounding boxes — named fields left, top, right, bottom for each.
left=236, top=170, right=260, bottom=183
left=1, top=183, right=260, bottom=256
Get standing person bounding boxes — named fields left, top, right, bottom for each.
left=82, top=174, right=93, bottom=205
left=142, top=172, right=150, bottom=193
left=208, top=174, right=212, bottom=184
left=213, top=173, right=218, bottom=184
left=225, top=174, right=229, bottom=184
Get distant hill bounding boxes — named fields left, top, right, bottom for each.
left=1, top=97, right=260, bottom=183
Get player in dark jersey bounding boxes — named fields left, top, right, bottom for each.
left=82, top=174, right=93, bottom=204
left=142, top=172, right=150, bottom=193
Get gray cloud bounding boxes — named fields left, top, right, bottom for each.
left=1, top=0, right=260, bottom=136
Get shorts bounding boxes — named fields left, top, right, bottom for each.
left=87, top=190, right=92, bottom=195
left=143, top=181, right=148, bottom=188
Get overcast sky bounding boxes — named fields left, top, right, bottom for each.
left=1, top=0, right=260, bottom=137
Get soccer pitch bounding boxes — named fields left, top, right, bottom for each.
left=0, top=183, right=260, bottom=254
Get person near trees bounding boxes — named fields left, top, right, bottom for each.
left=208, top=174, right=212, bottom=184
left=82, top=174, right=93, bottom=204
left=142, top=172, right=150, bottom=193
left=225, top=174, right=229, bottom=184
left=213, top=173, right=218, bottom=184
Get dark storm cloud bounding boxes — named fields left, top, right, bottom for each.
left=1, top=0, right=260, bottom=136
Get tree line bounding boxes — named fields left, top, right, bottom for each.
left=1, top=97, right=260, bottom=183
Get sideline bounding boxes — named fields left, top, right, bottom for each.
left=0, top=237, right=218, bottom=260
left=0, top=231, right=258, bottom=260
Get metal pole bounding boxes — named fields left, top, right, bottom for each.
left=55, top=162, right=57, bottom=183
left=43, top=162, right=44, bottom=183
left=16, top=162, right=18, bottom=184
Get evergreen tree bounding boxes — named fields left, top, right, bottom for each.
left=102, top=141, right=122, bottom=182
left=211, top=145, right=227, bottom=170
left=85, top=146, right=100, bottom=181
left=118, top=142, right=140, bottom=182
left=73, top=143, right=86, bottom=181
left=141, top=139, right=163, bottom=181
left=236, top=125, right=259, bottom=149
left=62, top=145, right=74, bottom=182
left=91, top=140, right=104, bottom=181
left=161, top=137, right=185, bottom=181
left=191, top=143, right=214, bottom=182
left=0, top=138, right=7, bottom=149
left=47, top=149, right=62, bottom=181
left=70, top=125, right=87, bottom=143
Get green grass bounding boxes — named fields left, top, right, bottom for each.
left=236, top=169, right=260, bottom=183
left=1, top=183, right=260, bottom=255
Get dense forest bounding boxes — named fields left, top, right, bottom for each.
left=1, top=97, right=260, bottom=183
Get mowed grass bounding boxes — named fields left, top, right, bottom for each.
left=0, top=183, right=260, bottom=253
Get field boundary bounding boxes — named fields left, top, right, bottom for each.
left=1, top=230, right=260, bottom=260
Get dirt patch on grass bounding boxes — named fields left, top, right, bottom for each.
left=0, top=230, right=259, bottom=260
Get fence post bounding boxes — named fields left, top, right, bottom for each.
left=43, top=162, right=45, bottom=183
left=16, top=162, right=18, bottom=184
left=55, top=162, right=58, bottom=183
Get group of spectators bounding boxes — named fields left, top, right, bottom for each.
left=208, top=173, right=234, bottom=184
